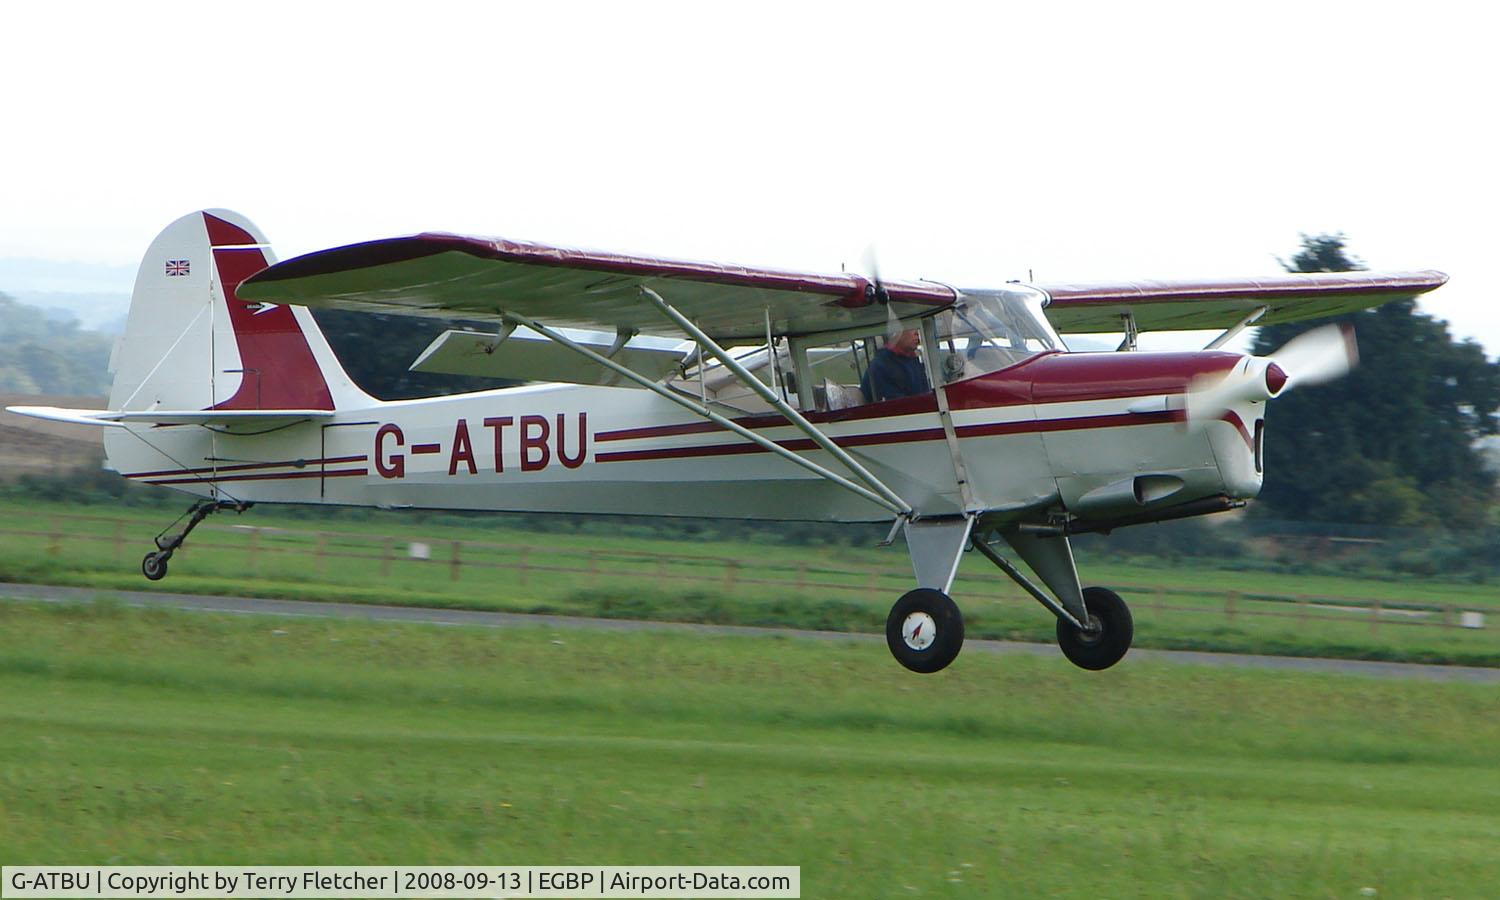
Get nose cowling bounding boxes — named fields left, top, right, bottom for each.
left=1186, top=323, right=1357, bottom=427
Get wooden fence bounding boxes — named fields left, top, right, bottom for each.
left=0, top=512, right=1490, bottom=634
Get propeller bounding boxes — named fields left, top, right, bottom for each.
left=859, top=244, right=903, bottom=338
left=1185, top=323, right=1358, bottom=426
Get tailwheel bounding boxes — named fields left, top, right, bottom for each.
left=886, top=588, right=964, bottom=674
left=141, top=551, right=170, bottom=581
left=1056, top=586, right=1133, bottom=671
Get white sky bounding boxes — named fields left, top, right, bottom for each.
left=2, top=1, right=1496, bottom=353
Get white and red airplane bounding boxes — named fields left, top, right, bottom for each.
left=8, top=210, right=1446, bottom=673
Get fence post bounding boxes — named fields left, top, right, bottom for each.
left=589, top=550, right=600, bottom=586
left=1225, top=591, right=1238, bottom=624
left=450, top=541, right=462, bottom=582
left=381, top=537, right=394, bottom=577
left=1299, top=597, right=1309, bottom=624
left=518, top=547, right=531, bottom=586
left=48, top=518, right=61, bottom=556
left=113, top=521, right=124, bottom=563
left=1371, top=600, right=1381, bottom=636
left=248, top=528, right=261, bottom=574
left=723, top=560, right=738, bottom=591
left=796, top=562, right=807, bottom=591
left=314, top=533, right=328, bottom=578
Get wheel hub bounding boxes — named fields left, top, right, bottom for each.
left=901, top=611, right=937, bottom=651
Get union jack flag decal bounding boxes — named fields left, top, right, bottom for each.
left=165, top=259, right=190, bottom=276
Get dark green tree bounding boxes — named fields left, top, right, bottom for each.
left=311, top=309, right=517, bottom=400
left=1252, top=235, right=1500, bottom=527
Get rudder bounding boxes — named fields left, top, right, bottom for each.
left=108, top=209, right=371, bottom=413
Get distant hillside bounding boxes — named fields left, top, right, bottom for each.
left=0, top=257, right=133, bottom=331
left=0, top=292, right=113, bottom=395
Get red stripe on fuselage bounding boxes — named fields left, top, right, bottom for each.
left=596, top=352, right=1240, bottom=445
left=594, top=426, right=949, bottom=463
left=121, top=455, right=368, bottom=480
left=1220, top=410, right=1253, bottom=448
left=595, top=409, right=1185, bottom=464
left=143, top=468, right=368, bottom=486
left=595, top=392, right=939, bottom=443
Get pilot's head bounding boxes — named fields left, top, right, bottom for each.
left=885, top=328, right=921, bottom=356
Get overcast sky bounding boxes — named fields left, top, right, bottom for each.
left=2, top=2, right=1494, bottom=353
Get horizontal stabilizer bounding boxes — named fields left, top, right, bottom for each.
left=6, top=405, right=333, bottom=429
left=4, top=406, right=124, bottom=428
left=410, top=328, right=686, bottom=387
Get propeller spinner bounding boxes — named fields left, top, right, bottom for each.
left=1186, top=323, right=1358, bottom=425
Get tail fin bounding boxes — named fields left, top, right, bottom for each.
left=108, top=209, right=372, bottom=413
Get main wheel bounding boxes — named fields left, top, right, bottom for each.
left=886, top=588, right=964, bottom=674
left=141, top=552, right=169, bottom=581
left=1056, top=586, right=1133, bottom=670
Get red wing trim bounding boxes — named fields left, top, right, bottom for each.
left=1039, top=270, right=1448, bottom=306
left=244, top=233, right=955, bottom=309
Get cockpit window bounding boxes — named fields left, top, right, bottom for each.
left=931, top=285, right=1064, bottom=383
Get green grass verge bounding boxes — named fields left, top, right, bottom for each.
left=1, top=600, right=1497, bottom=897
left=2, top=499, right=1498, bottom=666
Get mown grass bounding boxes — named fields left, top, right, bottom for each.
left=2, top=499, right=1498, bottom=666
left=0, top=599, right=1497, bottom=897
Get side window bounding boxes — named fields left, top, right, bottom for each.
left=800, top=327, right=935, bottom=411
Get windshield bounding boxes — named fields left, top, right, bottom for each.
left=932, top=285, right=1064, bottom=382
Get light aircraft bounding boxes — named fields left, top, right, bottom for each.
left=7, top=210, right=1446, bottom=673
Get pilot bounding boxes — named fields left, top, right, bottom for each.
left=860, top=328, right=930, bottom=402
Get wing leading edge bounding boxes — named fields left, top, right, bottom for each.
left=240, top=231, right=1447, bottom=340
left=240, top=234, right=955, bottom=343
left=1038, top=270, right=1449, bottom=334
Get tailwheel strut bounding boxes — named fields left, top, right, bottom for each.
left=142, top=499, right=252, bottom=581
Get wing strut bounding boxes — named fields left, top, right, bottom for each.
left=1204, top=305, right=1268, bottom=350
left=640, top=286, right=914, bottom=517
left=500, top=310, right=910, bottom=517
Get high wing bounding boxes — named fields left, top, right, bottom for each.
left=240, top=232, right=1447, bottom=344
left=1038, top=271, right=1449, bottom=334
left=240, top=233, right=954, bottom=343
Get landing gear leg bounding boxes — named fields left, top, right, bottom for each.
left=971, top=527, right=1133, bottom=671
left=142, top=499, right=251, bottom=581
left=888, top=516, right=975, bottom=673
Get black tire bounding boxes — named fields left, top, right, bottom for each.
left=141, top=552, right=168, bottom=581
left=1056, top=586, right=1133, bottom=671
left=886, top=588, right=964, bottom=674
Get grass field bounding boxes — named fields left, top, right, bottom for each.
left=1, top=599, right=1498, bottom=897
left=1, top=499, right=1497, bottom=667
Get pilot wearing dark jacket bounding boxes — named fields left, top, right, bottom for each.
left=860, top=328, right=930, bottom=402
